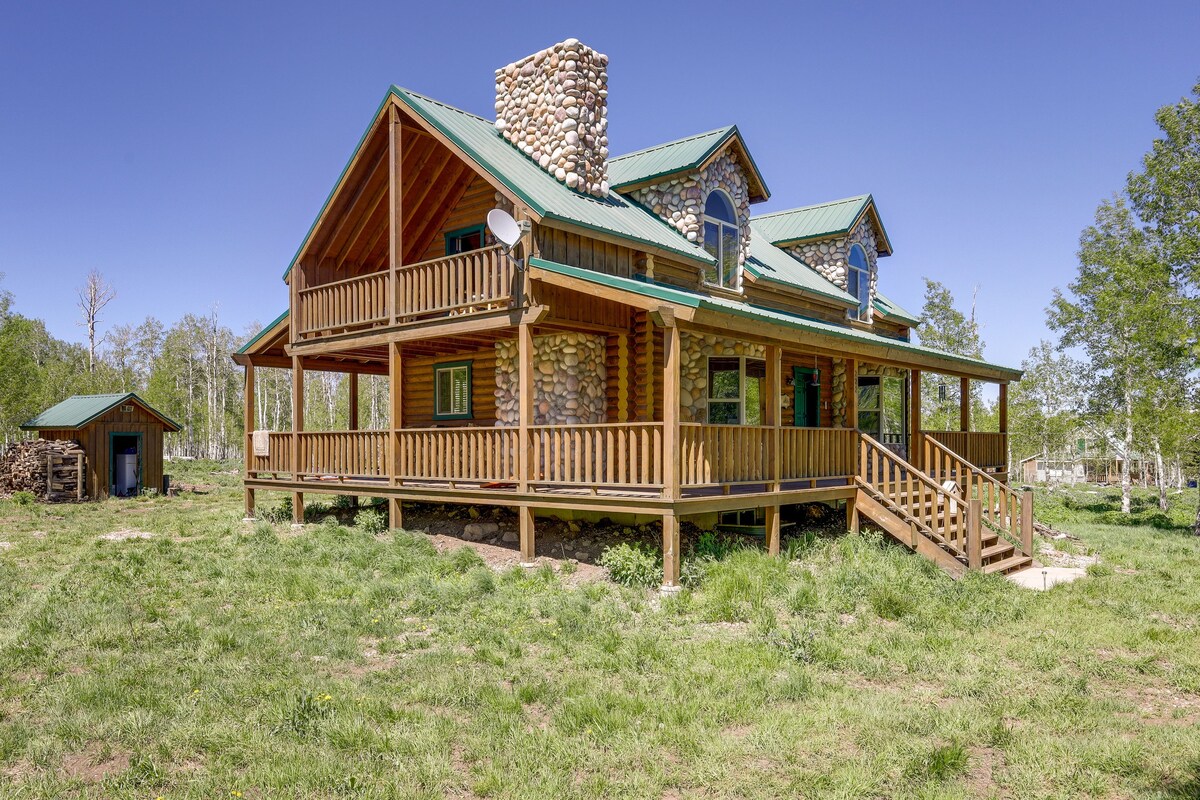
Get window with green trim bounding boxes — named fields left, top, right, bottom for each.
left=445, top=224, right=485, bottom=256
left=433, top=361, right=473, bottom=420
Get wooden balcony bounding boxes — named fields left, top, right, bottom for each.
left=919, top=431, right=1008, bottom=474
left=295, top=246, right=518, bottom=341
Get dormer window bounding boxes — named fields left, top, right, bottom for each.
left=847, top=243, right=870, bottom=319
left=702, top=190, right=739, bottom=288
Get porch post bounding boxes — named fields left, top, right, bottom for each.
left=291, top=355, right=305, bottom=526
left=243, top=361, right=255, bottom=520
left=661, top=320, right=681, bottom=501
left=388, top=105, right=402, bottom=326
left=999, top=382, right=1009, bottom=476
left=389, top=342, right=403, bottom=529
left=910, top=369, right=922, bottom=470
left=967, top=497, right=983, bottom=570
left=843, top=358, right=858, bottom=429
left=959, top=376, right=971, bottom=432
left=661, top=511, right=681, bottom=591
left=348, top=372, right=359, bottom=430
left=517, top=322, right=536, bottom=565
left=765, top=344, right=782, bottom=557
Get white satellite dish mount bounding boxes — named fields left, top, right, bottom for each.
left=486, top=208, right=528, bottom=257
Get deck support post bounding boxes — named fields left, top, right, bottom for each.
left=967, top=498, right=983, bottom=570
left=519, top=505, right=536, bottom=566
left=243, top=361, right=256, bottom=520
left=999, top=382, right=1010, bottom=478
left=661, top=511, right=681, bottom=592
left=661, top=316, right=680, bottom=501
left=517, top=322, right=534, bottom=494
left=347, top=371, right=359, bottom=509
left=960, top=376, right=971, bottom=432
left=388, top=105, right=402, bottom=326
left=1020, top=488, right=1034, bottom=556
left=765, top=344, right=781, bottom=494
left=910, top=369, right=922, bottom=471
left=847, top=494, right=859, bottom=533
left=291, top=355, right=305, bottom=527
left=389, top=342, right=403, bottom=530
left=844, top=358, right=858, bottom=430
left=765, top=505, right=781, bottom=557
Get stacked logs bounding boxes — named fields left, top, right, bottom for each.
left=0, top=439, right=85, bottom=500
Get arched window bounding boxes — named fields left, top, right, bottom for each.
left=846, top=243, right=870, bottom=319
left=702, top=190, right=740, bottom=288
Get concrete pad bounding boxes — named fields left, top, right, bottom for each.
left=1007, top=565, right=1087, bottom=591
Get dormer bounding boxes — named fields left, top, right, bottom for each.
left=751, top=195, right=892, bottom=322
left=609, top=127, right=770, bottom=294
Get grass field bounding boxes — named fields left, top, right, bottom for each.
left=0, top=464, right=1198, bottom=799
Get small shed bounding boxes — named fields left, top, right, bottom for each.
left=20, top=393, right=182, bottom=499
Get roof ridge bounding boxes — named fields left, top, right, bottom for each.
left=392, top=85, right=490, bottom=123
left=751, top=194, right=871, bottom=220
left=608, top=125, right=734, bottom=163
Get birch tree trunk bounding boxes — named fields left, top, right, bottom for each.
left=1153, top=437, right=1167, bottom=512
left=1121, top=375, right=1133, bottom=514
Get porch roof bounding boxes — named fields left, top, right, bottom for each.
left=528, top=257, right=1021, bottom=381
left=873, top=292, right=920, bottom=326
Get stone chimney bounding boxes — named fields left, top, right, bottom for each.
left=494, top=38, right=610, bottom=198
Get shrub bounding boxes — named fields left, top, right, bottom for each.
left=10, top=491, right=36, bottom=507
left=598, top=542, right=661, bottom=588
left=355, top=509, right=387, bottom=534
left=261, top=497, right=292, bottom=524
left=765, top=626, right=818, bottom=663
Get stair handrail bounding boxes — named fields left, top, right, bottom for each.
left=922, top=435, right=1029, bottom=555
left=857, top=433, right=973, bottom=562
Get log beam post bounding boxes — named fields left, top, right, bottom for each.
left=765, top=505, right=781, bottom=557
left=960, top=376, right=971, bottom=432
left=388, top=105, right=402, bottom=326
left=661, top=317, right=681, bottom=501
left=519, top=505, right=536, bottom=566
left=518, top=322, right=534, bottom=494
left=389, top=342, right=403, bottom=530
left=243, top=361, right=256, bottom=520
left=765, top=344, right=781, bottom=494
left=1020, top=488, right=1034, bottom=557
left=291, top=355, right=305, bottom=527
left=910, top=369, right=922, bottom=470
left=968, top=498, right=983, bottom=570
left=661, top=511, right=681, bottom=592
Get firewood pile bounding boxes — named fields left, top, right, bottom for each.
left=0, top=439, right=86, bottom=501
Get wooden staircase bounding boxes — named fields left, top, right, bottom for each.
left=855, top=434, right=1035, bottom=578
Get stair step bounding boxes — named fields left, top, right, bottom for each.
left=983, top=555, right=1033, bottom=575
left=982, top=542, right=1015, bottom=559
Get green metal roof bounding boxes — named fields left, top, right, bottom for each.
left=745, top=222, right=856, bottom=307
left=21, top=393, right=182, bottom=432
left=751, top=194, right=892, bottom=254
left=237, top=309, right=289, bottom=355
left=528, top=257, right=1021, bottom=380
left=607, top=125, right=770, bottom=199
left=873, top=292, right=920, bottom=326
left=282, top=88, right=725, bottom=280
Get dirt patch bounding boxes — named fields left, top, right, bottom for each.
left=97, top=529, right=155, bottom=542
left=1114, top=682, right=1200, bottom=726
left=61, top=744, right=131, bottom=783
left=964, top=746, right=1001, bottom=797
left=0, top=541, right=12, bottom=551
left=1038, top=543, right=1101, bottom=569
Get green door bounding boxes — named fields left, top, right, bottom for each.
left=793, top=367, right=820, bottom=427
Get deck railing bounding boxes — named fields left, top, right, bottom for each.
left=249, top=423, right=863, bottom=493
left=781, top=427, right=858, bottom=480
left=922, top=435, right=1031, bottom=555
left=396, top=427, right=520, bottom=484
left=920, top=431, right=1008, bottom=473
left=297, top=431, right=389, bottom=479
left=248, top=432, right=294, bottom=476
left=531, top=423, right=664, bottom=489
left=294, top=246, right=515, bottom=341
left=395, top=246, right=514, bottom=322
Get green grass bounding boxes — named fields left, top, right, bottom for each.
left=0, top=469, right=1198, bottom=798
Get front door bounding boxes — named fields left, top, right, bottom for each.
left=793, top=367, right=820, bottom=427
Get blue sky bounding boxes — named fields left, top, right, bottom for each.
left=1, top=1, right=1197, bottom=369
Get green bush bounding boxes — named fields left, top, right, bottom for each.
left=354, top=509, right=387, bottom=534
left=261, top=497, right=292, bottom=524
left=598, top=542, right=661, bottom=588
left=10, top=491, right=36, bottom=507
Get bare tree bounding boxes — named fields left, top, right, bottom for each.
left=76, top=270, right=116, bottom=373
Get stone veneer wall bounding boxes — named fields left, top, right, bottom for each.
left=494, top=332, right=607, bottom=425
left=494, top=39, right=610, bottom=198
left=629, top=151, right=752, bottom=289
left=786, top=220, right=880, bottom=321
left=678, top=332, right=765, bottom=423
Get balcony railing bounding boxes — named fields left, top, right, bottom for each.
left=295, top=246, right=515, bottom=341
left=531, top=423, right=664, bottom=489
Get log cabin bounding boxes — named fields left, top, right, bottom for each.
left=233, top=38, right=1034, bottom=589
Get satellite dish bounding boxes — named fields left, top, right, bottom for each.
left=487, top=208, right=522, bottom=252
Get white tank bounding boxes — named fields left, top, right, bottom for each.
left=115, top=454, right=138, bottom=495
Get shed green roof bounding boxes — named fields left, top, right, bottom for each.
left=284, top=88, right=721, bottom=279
left=751, top=194, right=892, bottom=254
left=528, top=257, right=1020, bottom=381
left=607, top=126, right=770, bottom=199
left=21, top=393, right=182, bottom=432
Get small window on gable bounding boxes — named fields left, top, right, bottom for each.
left=702, top=190, right=740, bottom=289
left=445, top=225, right=485, bottom=256
left=433, top=361, right=472, bottom=420
left=847, top=243, right=870, bottom=320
